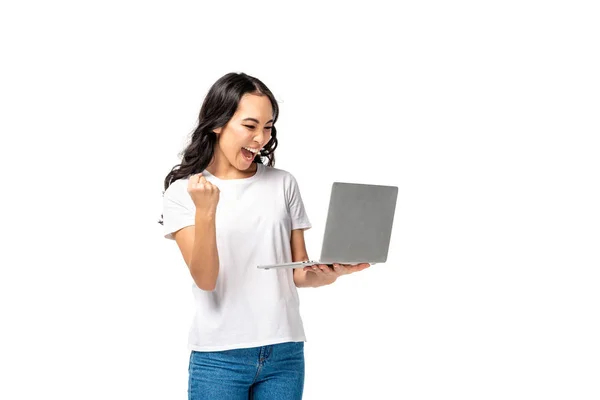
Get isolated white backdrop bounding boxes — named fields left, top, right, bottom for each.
left=1, top=1, right=599, bottom=399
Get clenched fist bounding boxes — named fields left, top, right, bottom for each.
left=187, top=173, right=220, bottom=216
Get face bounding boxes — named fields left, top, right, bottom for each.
left=213, top=93, right=274, bottom=171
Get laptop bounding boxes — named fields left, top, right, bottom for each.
left=257, top=182, right=398, bottom=270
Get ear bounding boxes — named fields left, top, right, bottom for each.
left=213, top=127, right=223, bottom=135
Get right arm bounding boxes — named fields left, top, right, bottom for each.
left=172, top=172, right=221, bottom=291
left=173, top=213, right=220, bottom=291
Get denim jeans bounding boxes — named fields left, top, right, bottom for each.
left=188, top=341, right=305, bottom=400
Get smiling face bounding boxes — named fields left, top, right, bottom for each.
left=212, top=93, right=274, bottom=175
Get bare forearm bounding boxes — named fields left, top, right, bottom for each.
left=290, top=229, right=335, bottom=288
left=292, top=250, right=310, bottom=288
left=294, top=268, right=310, bottom=288
left=190, top=213, right=220, bottom=291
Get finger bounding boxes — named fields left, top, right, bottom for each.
left=347, top=263, right=370, bottom=273
left=188, top=174, right=200, bottom=190
left=192, top=180, right=205, bottom=190
left=333, top=263, right=348, bottom=275
left=195, top=174, right=214, bottom=191
left=200, top=176, right=219, bottom=192
left=309, top=265, right=325, bottom=275
left=317, top=264, right=336, bottom=276
left=303, top=264, right=316, bottom=272
left=340, top=264, right=360, bottom=274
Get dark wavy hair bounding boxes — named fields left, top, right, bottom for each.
left=158, top=72, right=279, bottom=225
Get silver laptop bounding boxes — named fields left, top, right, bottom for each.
left=257, top=182, right=398, bottom=270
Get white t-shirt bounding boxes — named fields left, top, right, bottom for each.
left=162, top=163, right=312, bottom=351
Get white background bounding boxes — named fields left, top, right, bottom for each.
left=1, top=1, right=599, bottom=399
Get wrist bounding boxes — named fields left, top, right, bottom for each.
left=195, top=211, right=216, bottom=222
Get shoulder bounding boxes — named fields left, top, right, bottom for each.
left=261, top=164, right=298, bottom=184
left=260, top=165, right=306, bottom=203
left=261, top=165, right=303, bottom=195
left=261, top=164, right=290, bottom=178
left=163, top=176, right=190, bottom=202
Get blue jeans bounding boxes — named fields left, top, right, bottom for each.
left=188, top=341, right=305, bottom=400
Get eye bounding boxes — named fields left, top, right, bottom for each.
left=243, top=125, right=273, bottom=130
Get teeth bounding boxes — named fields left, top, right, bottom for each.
left=243, top=146, right=260, bottom=154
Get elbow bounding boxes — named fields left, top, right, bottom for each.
left=196, top=281, right=217, bottom=292
left=188, top=261, right=218, bottom=292
left=190, top=272, right=218, bottom=292
left=192, top=273, right=217, bottom=291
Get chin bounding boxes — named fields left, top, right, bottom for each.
left=238, top=156, right=255, bottom=170
left=232, top=160, right=251, bottom=172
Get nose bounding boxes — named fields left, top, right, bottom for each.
left=254, top=129, right=270, bottom=147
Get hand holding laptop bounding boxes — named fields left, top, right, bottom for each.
left=300, top=262, right=372, bottom=286
left=257, top=182, right=398, bottom=270
left=302, top=262, right=371, bottom=274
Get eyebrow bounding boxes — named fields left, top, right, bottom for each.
left=242, top=118, right=273, bottom=124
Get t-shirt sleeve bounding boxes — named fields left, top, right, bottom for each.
left=286, top=173, right=312, bottom=230
left=162, top=180, right=195, bottom=240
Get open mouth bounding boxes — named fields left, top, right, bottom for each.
left=241, top=146, right=260, bottom=161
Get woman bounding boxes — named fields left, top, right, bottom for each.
left=160, top=72, right=370, bottom=399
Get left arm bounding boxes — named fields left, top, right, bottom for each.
left=291, top=229, right=332, bottom=288
left=291, top=229, right=370, bottom=288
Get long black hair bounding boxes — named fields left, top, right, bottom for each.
left=158, top=72, right=279, bottom=225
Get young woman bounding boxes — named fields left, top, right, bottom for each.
left=160, top=72, right=370, bottom=399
